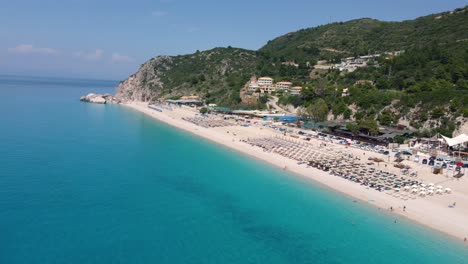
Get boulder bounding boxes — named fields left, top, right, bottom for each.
left=80, top=93, right=111, bottom=104
left=90, top=96, right=106, bottom=104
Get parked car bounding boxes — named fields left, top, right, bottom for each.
left=402, top=150, right=412, bottom=155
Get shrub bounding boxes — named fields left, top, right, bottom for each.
left=199, top=107, right=208, bottom=114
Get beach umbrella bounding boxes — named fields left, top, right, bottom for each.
left=436, top=185, right=443, bottom=189
left=428, top=183, right=434, bottom=187
left=445, top=188, right=452, bottom=193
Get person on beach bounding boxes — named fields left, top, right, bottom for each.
left=390, top=206, right=393, bottom=211
left=403, top=206, right=406, bottom=212
left=453, top=202, right=457, bottom=207
left=464, top=237, right=467, bottom=242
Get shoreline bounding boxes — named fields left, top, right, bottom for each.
left=121, top=101, right=468, bottom=243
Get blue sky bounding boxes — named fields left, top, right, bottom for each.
left=1, top=0, right=466, bottom=80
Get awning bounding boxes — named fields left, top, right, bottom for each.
left=441, top=134, right=468, bottom=147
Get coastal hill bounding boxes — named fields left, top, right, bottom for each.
left=115, top=6, right=468, bottom=136
left=115, top=48, right=259, bottom=106
left=259, top=7, right=468, bottom=63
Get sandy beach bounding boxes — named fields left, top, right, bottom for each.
left=123, top=101, right=468, bottom=242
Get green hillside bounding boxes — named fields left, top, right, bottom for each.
left=152, top=47, right=260, bottom=106
left=256, top=6, right=468, bottom=136
left=118, top=6, right=468, bottom=136
left=259, top=7, right=468, bottom=63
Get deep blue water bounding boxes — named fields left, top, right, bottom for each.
left=0, top=75, right=467, bottom=263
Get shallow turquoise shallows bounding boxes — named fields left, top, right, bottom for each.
left=0, top=75, right=467, bottom=263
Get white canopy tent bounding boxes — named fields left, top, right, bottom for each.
left=441, top=134, right=468, bottom=147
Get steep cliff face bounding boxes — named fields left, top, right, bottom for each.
left=114, top=48, right=259, bottom=105
left=115, top=56, right=172, bottom=102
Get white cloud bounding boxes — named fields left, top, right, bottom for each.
left=8, top=44, right=59, bottom=55
left=73, top=49, right=104, bottom=61
left=111, top=53, right=134, bottom=63
left=152, top=10, right=167, bottom=17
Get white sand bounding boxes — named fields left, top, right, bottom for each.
left=123, top=102, right=468, bottom=242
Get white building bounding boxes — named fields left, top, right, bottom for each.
left=258, top=77, right=273, bottom=86
left=342, top=88, right=350, bottom=97
left=248, top=82, right=260, bottom=92
left=290, top=86, right=302, bottom=95
left=276, top=81, right=292, bottom=91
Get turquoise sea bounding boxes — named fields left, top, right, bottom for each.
left=0, top=75, right=467, bottom=263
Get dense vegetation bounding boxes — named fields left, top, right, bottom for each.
left=138, top=6, right=468, bottom=136
left=260, top=7, right=468, bottom=136
left=274, top=40, right=468, bottom=136
left=259, top=7, right=468, bottom=64
left=152, top=47, right=259, bottom=106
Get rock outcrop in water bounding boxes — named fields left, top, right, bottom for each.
left=80, top=93, right=120, bottom=104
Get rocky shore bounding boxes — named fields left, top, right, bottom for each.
left=80, top=93, right=121, bottom=104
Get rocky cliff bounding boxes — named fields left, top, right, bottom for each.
left=115, top=56, right=171, bottom=102
left=114, top=47, right=260, bottom=105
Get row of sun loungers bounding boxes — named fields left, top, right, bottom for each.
left=183, top=116, right=234, bottom=128
left=244, top=136, right=452, bottom=201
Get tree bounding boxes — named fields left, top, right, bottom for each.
left=314, top=79, right=327, bottom=97
left=357, top=119, right=379, bottom=136
left=431, top=107, right=444, bottom=119
left=199, top=107, right=208, bottom=114
left=300, top=86, right=316, bottom=101
left=199, top=74, right=206, bottom=82
left=346, top=123, right=359, bottom=134
left=331, top=99, right=347, bottom=118
left=343, top=108, right=352, bottom=119
left=378, top=110, right=396, bottom=126
left=259, top=95, right=269, bottom=105
left=297, top=107, right=308, bottom=120
left=307, top=98, right=329, bottom=122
